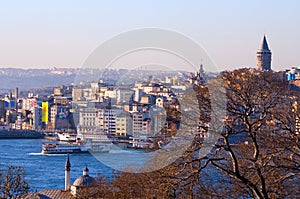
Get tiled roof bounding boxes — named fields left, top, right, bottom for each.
left=21, top=189, right=74, bottom=199
left=73, top=175, right=97, bottom=187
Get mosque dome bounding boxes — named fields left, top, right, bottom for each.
left=72, top=167, right=97, bottom=187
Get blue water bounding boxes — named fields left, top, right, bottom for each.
left=0, top=139, right=149, bottom=191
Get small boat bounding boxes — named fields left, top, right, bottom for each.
left=57, top=132, right=77, bottom=142
left=127, top=136, right=154, bottom=149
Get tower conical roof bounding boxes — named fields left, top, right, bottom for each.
left=83, top=166, right=89, bottom=176
left=65, top=154, right=71, bottom=171
left=260, top=35, right=270, bottom=51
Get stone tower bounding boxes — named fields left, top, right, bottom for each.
left=256, top=35, right=272, bottom=71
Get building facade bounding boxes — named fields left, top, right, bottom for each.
left=78, top=108, right=99, bottom=132
left=98, top=109, right=117, bottom=135
left=115, top=112, right=132, bottom=136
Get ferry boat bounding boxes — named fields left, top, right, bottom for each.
left=42, top=142, right=88, bottom=154
left=76, top=131, right=114, bottom=153
left=86, top=141, right=111, bottom=153
left=41, top=141, right=110, bottom=154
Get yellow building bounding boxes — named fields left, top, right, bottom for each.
left=116, top=112, right=132, bottom=136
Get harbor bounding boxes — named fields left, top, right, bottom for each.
left=0, top=138, right=150, bottom=191
left=0, top=128, right=165, bottom=154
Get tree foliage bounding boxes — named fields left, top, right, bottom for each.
left=0, top=165, right=29, bottom=199
left=79, top=69, right=300, bottom=198
left=46, top=69, right=300, bottom=198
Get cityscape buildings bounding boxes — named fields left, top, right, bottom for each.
left=0, top=31, right=300, bottom=198
left=1, top=35, right=299, bottom=139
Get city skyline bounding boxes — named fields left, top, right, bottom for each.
left=1, top=2, right=300, bottom=198
left=0, top=0, right=299, bottom=71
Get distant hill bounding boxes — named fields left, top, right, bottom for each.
left=0, top=68, right=109, bottom=92
left=0, top=67, right=218, bottom=94
left=0, top=68, right=75, bottom=92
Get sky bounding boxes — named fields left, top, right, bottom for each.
left=0, top=0, right=299, bottom=71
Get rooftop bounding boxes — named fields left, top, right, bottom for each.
left=22, top=189, right=74, bottom=199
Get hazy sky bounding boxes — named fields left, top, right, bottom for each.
left=0, top=0, right=299, bottom=71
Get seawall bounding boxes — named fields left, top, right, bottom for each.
left=0, top=130, right=44, bottom=139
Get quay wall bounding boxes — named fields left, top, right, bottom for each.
left=0, top=130, right=45, bottom=139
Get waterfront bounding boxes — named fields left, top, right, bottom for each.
left=0, top=139, right=150, bottom=191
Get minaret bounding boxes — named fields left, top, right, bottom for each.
left=65, top=154, right=71, bottom=191
left=256, top=35, right=272, bottom=71
left=199, top=64, right=206, bottom=84
left=83, top=166, right=89, bottom=176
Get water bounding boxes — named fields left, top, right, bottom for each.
left=0, top=139, right=149, bottom=191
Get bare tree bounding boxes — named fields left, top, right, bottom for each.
left=0, top=165, right=29, bottom=199
left=201, top=69, right=300, bottom=198
left=82, top=69, right=300, bottom=198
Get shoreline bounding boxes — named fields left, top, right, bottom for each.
left=0, top=130, right=45, bottom=139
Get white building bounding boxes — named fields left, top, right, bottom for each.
left=98, top=109, right=121, bottom=135
left=22, top=98, right=37, bottom=111
left=104, top=89, right=116, bottom=99
left=116, top=88, right=134, bottom=104
left=133, top=88, right=144, bottom=102
left=78, top=108, right=99, bottom=132
left=150, top=107, right=166, bottom=134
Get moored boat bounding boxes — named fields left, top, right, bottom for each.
left=86, top=141, right=111, bottom=153
left=127, top=136, right=154, bottom=149
left=57, top=132, right=77, bottom=142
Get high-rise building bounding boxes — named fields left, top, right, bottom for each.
left=132, top=112, right=144, bottom=135
left=256, top=35, right=272, bottom=71
left=98, top=109, right=117, bottom=135
left=33, top=106, right=42, bottom=130
left=132, top=112, right=152, bottom=135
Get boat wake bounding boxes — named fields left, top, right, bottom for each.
left=108, top=148, right=147, bottom=154
left=28, top=152, right=66, bottom=156
left=108, top=149, right=130, bottom=154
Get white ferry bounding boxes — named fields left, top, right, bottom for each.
left=42, top=141, right=110, bottom=154
left=42, top=142, right=88, bottom=154
left=76, top=131, right=114, bottom=153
